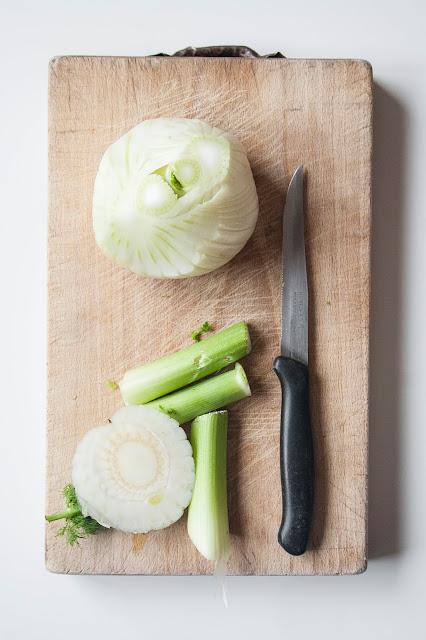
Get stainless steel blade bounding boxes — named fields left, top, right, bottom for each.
left=280, top=165, right=308, bottom=365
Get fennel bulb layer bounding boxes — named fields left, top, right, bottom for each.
left=92, top=118, right=259, bottom=278
left=72, top=405, right=195, bottom=533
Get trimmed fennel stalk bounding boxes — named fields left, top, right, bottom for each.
left=187, top=411, right=230, bottom=562
left=148, top=363, right=251, bottom=424
left=120, top=321, right=251, bottom=405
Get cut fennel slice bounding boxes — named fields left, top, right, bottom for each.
left=72, top=405, right=195, bottom=533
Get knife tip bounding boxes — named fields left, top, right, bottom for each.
left=288, top=165, right=304, bottom=189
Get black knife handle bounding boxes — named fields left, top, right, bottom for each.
left=273, top=356, right=314, bottom=556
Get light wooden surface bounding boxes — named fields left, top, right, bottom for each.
left=46, top=56, right=372, bottom=575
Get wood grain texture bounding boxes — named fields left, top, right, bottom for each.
left=46, top=56, right=372, bottom=575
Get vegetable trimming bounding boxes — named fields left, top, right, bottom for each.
left=191, top=321, right=212, bottom=342
left=120, top=321, right=251, bottom=405
left=45, top=484, right=101, bottom=546
left=46, top=321, right=253, bottom=546
left=148, top=363, right=251, bottom=424
left=92, top=118, right=259, bottom=278
left=188, top=411, right=230, bottom=562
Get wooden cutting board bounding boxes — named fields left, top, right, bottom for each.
left=46, top=56, right=372, bottom=575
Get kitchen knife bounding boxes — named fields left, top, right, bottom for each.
left=273, top=165, right=315, bottom=556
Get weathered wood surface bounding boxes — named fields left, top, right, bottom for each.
left=46, top=56, right=372, bottom=575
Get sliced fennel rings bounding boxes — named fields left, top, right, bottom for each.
left=72, top=405, right=195, bottom=533
left=92, top=117, right=259, bottom=278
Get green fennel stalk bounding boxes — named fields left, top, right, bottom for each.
left=148, top=363, right=251, bottom=424
left=187, top=411, right=230, bottom=562
left=120, top=321, right=251, bottom=405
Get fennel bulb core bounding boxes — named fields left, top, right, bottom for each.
left=93, top=118, right=259, bottom=278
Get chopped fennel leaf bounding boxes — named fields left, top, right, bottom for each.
left=106, top=379, right=118, bottom=389
left=192, top=321, right=212, bottom=342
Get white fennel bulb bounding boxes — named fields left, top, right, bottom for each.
left=92, top=118, right=259, bottom=278
left=71, top=405, right=195, bottom=533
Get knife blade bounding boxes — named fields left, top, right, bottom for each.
left=273, top=165, right=315, bottom=556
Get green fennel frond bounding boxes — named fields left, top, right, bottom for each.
left=46, top=484, right=102, bottom=547
left=62, top=484, right=79, bottom=509
left=57, top=514, right=102, bottom=547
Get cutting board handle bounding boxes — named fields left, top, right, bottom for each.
left=152, top=46, right=285, bottom=59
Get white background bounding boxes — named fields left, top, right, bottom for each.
left=1, top=1, right=425, bottom=638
